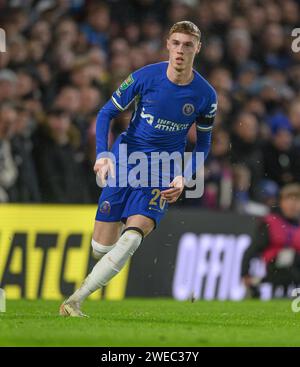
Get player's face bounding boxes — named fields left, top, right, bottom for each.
left=167, top=32, right=201, bottom=72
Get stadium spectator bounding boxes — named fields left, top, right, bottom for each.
left=242, top=183, right=300, bottom=296
left=81, top=113, right=101, bottom=204
left=80, top=2, right=110, bottom=52
left=202, top=127, right=233, bottom=210
left=10, top=104, right=41, bottom=202
left=55, top=17, right=79, bottom=50
left=54, top=85, right=81, bottom=116
left=256, top=179, right=279, bottom=211
left=32, top=108, right=88, bottom=203
left=288, top=99, right=300, bottom=145
left=0, top=69, right=17, bottom=103
left=230, top=112, right=263, bottom=200
left=0, top=102, right=18, bottom=202
left=262, top=121, right=300, bottom=186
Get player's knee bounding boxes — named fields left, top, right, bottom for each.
left=121, top=227, right=144, bottom=255
left=125, top=216, right=155, bottom=237
left=91, top=239, right=115, bottom=260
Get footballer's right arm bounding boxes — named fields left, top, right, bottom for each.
left=94, top=70, right=143, bottom=185
left=94, top=99, right=121, bottom=186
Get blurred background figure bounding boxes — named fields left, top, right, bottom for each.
left=230, top=112, right=263, bottom=209
left=242, top=184, right=300, bottom=297
left=263, top=116, right=300, bottom=187
left=10, top=103, right=41, bottom=202
left=32, top=108, right=88, bottom=203
left=0, top=102, right=18, bottom=202
left=201, top=127, right=232, bottom=210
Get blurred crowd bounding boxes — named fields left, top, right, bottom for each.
left=0, top=0, right=300, bottom=212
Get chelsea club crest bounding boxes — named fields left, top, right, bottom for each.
left=99, top=201, right=111, bottom=214
left=183, top=103, right=195, bottom=116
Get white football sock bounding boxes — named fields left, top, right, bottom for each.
left=67, top=239, right=116, bottom=304
left=91, top=238, right=116, bottom=260
left=67, top=229, right=143, bottom=304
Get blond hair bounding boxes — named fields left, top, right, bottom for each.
left=168, top=21, right=201, bottom=42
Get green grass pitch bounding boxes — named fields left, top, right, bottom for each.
left=1, top=299, right=300, bottom=346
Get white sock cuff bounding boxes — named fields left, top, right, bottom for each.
left=120, top=230, right=143, bottom=254
left=92, top=239, right=115, bottom=254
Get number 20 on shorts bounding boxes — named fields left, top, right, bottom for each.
left=149, top=189, right=166, bottom=210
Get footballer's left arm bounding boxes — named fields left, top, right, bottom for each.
left=182, top=90, right=218, bottom=182
left=161, top=90, right=217, bottom=203
left=160, top=126, right=213, bottom=203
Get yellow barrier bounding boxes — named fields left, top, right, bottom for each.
left=0, top=205, right=130, bottom=300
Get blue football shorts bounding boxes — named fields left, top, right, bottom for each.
left=95, top=185, right=169, bottom=227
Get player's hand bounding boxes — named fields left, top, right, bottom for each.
left=94, top=157, right=115, bottom=187
left=161, top=176, right=185, bottom=203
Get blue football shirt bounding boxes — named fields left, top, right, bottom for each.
left=96, top=61, right=217, bottom=183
